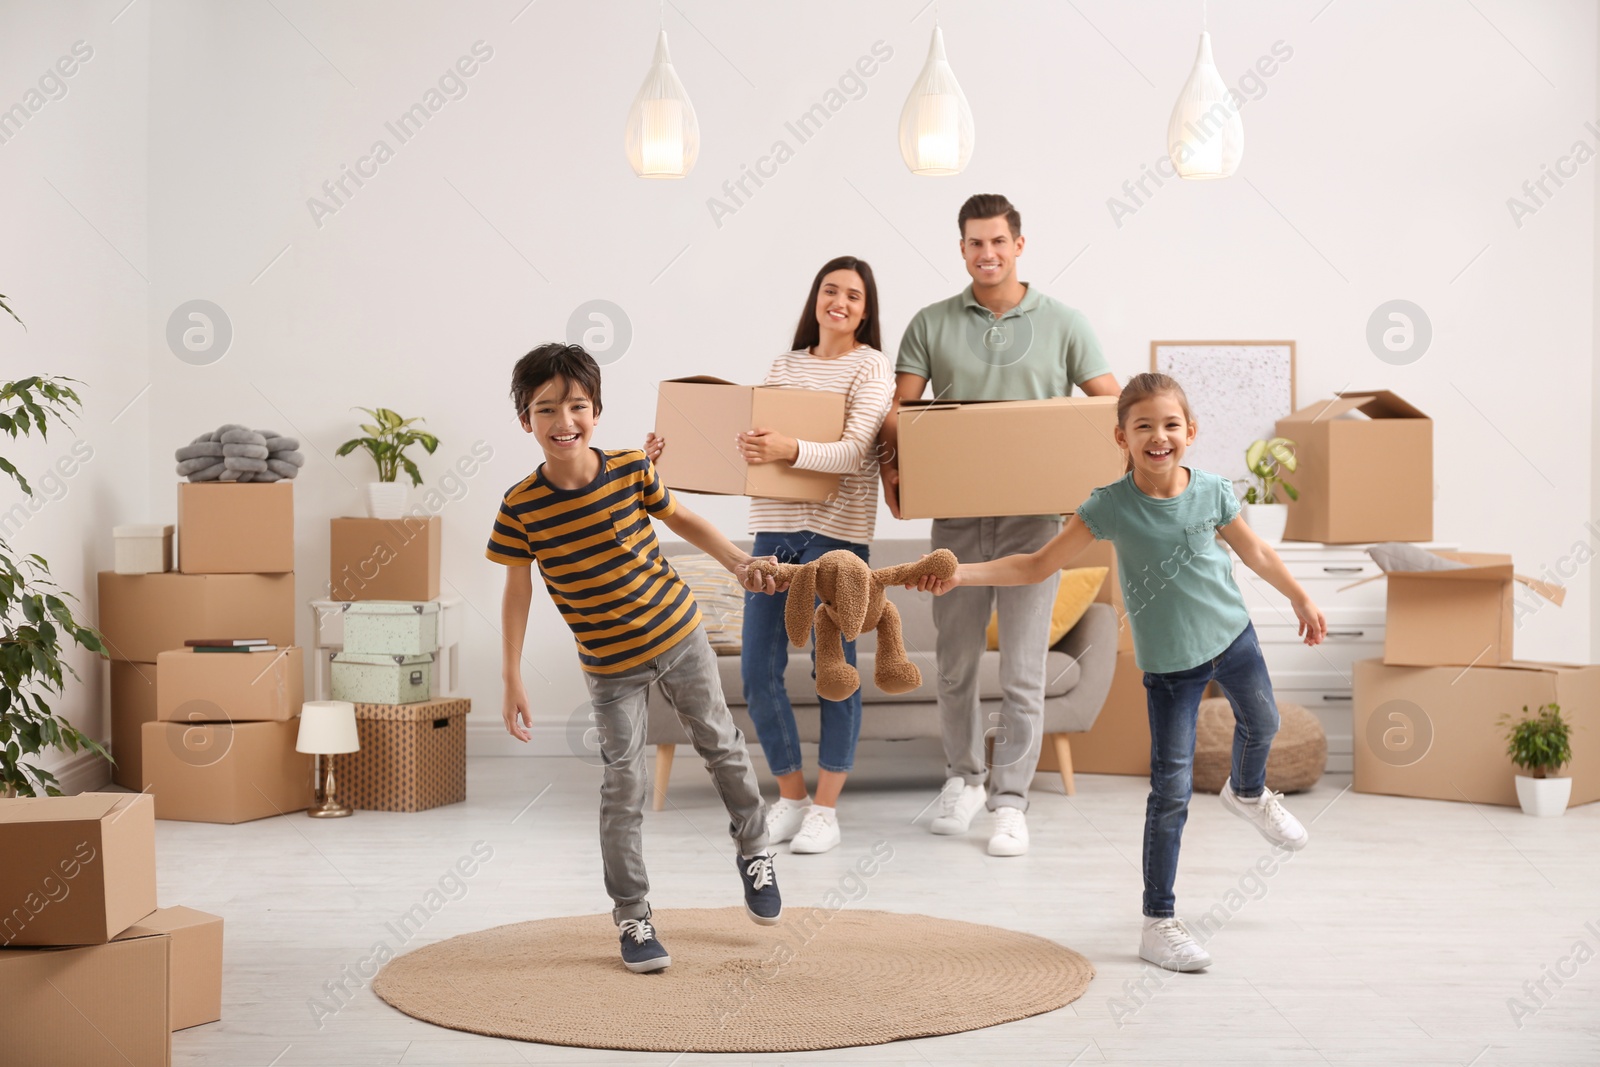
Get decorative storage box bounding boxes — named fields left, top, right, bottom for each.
left=331, top=652, right=433, bottom=704
left=341, top=601, right=440, bottom=657
left=342, top=697, right=469, bottom=812
left=113, top=525, right=174, bottom=575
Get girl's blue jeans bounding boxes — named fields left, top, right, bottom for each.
left=741, top=530, right=870, bottom=777
left=1141, top=622, right=1279, bottom=918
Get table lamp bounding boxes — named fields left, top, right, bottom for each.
left=297, top=700, right=360, bottom=818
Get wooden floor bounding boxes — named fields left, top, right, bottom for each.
left=148, top=741, right=1600, bottom=1065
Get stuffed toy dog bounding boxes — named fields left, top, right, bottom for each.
left=175, top=424, right=306, bottom=482
left=751, top=548, right=958, bottom=701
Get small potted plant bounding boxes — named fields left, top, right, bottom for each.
left=336, top=407, right=439, bottom=519
left=1239, top=436, right=1298, bottom=542
left=1501, top=703, right=1573, bottom=817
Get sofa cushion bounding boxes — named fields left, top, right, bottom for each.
left=669, top=553, right=745, bottom=654
left=986, top=566, right=1107, bottom=650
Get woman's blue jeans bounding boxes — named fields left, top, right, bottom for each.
left=741, top=530, right=870, bottom=776
left=1141, top=623, right=1279, bottom=918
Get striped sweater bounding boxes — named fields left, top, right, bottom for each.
left=747, top=346, right=894, bottom=544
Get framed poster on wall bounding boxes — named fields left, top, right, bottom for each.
left=1149, top=341, right=1296, bottom=491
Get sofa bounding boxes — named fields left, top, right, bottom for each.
left=646, top=538, right=1119, bottom=808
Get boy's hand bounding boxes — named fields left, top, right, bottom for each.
left=643, top=432, right=665, bottom=463
left=1294, top=596, right=1327, bottom=646
left=736, top=428, right=797, bottom=466
left=737, top=556, right=788, bottom=594
left=502, top=681, right=532, bottom=742
left=907, top=559, right=963, bottom=596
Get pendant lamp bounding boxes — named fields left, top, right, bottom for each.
left=898, top=23, right=974, bottom=176
left=625, top=28, right=699, bottom=179
left=1167, top=27, right=1243, bottom=179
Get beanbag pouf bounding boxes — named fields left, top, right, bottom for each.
left=1191, top=697, right=1326, bottom=795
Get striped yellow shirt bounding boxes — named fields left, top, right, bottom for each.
left=486, top=448, right=701, bottom=674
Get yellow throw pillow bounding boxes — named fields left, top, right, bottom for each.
left=985, top=566, right=1108, bottom=651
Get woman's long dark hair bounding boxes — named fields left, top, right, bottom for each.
left=790, top=256, right=881, bottom=353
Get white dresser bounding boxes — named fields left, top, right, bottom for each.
left=1229, top=540, right=1454, bottom=774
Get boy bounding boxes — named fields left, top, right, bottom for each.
left=488, top=342, right=782, bottom=974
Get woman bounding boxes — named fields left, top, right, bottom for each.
left=646, top=256, right=893, bottom=854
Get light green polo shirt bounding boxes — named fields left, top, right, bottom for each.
left=896, top=283, right=1110, bottom=400
left=1074, top=468, right=1252, bottom=674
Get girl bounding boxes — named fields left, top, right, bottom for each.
left=914, top=372, right=1326, bottom=970
left=647, top=256, right=894, bottom=855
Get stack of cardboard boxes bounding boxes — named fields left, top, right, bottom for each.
left=100, top=483, right=312, bottom=821
left=325, top=515, right=468, bottom=812
left=0, top=793, right=224, bottom=1066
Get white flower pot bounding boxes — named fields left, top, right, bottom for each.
left=1514, top=775, right=1571, bottom=817
left=1242, top=503, right=1288, bottom=542
left=364, top=481, right=408, bottom=520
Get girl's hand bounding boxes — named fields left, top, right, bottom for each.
left=502, top=681, right=532, bottom=743
left=736, top=556, right=788, bottom=594
left=644, top=432, right=665, bottom=463
left=1294, top=596, right=1327, bottom=646
left=907, top=559, right=963, bottom=596
left=736, top=428, right=798, bottom=465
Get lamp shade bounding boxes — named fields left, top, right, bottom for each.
left=625, top=29, right=699, bottom=179
left=297, top=701, right=360, bottom=755
left=1167, top=31, right=1244, bottom=179
left=898, top=25, right=974, bottom=176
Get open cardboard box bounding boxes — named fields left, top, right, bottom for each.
left=897, top=396, right=1121, bottom=519
left=653, top=376, right=847, bottom=502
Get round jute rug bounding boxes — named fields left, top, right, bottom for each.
left=372, top=907, right=1094, bottom=1053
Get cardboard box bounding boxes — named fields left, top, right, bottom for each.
left=97, top=572, right=296, bottom=663
left=141, top=720, right=313, bottom=823
left=1353, top=658, right=1598, bottom=807
left=342, top=697, right=469, bottom=812
left=156, top=647, right=304, bottom=723
left=136, top=906, right=223, bottom=1030
left=1051, top=651, right=1149, bottom=776
left=178, top=481, right=294, bottom=574
left=0, top=924, right=170, bottom=1066
left=1277, top=391, right=1433, bottom=543
left=897, top=396, right=1122, bottom=519
left=329, top=516, right=440, bottom=602
left=654, top=376, right=847, bottom=502
left=1375, top=551, right=1564, bottom=667
left=110, top=661, right=158, bottom=790
left=0, top=793, right=157, bottom=948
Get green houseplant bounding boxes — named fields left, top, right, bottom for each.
left=335, top=407, right=439, bottom=520
left=1501, top=703, right=1573, bottom=817
left=1238, top=436, right=1298, bottom=542
left=0, top=355, right=112, bottom=796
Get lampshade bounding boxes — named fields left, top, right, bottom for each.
left=625, top=29, right=699, bottom=179
left=898, top=24, right=974, bottom=176
left=297, top=701, right=360, bottom=755
left=1167, top=30, right=1244, bottom=179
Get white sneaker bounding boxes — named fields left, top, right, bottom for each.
left=1139, top=916, right=1212, bottom=972
left=789, top=805, right=841, bottom=854
left=765, top=796, right=810, bottom=845
left=987, top=806, right=1029, bottom=856
left=929, top=777, right=986, bottom=835
left=1219, top=778, right=1308, bottom=851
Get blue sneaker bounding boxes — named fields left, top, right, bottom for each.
left=737, top=851, right=782, bottom=925
left=618, top=917, right=670, bottom=973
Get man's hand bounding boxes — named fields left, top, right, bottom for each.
left=881, top=465, right=902, bottom=519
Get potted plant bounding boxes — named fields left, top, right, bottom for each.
left=1239, top=436, right=1298, bottom=542
left=0, top=299, right=113, bottom=796
left=335, top=407, right=439, bottom=520
left=1501, top=703, right=1573, bottom=817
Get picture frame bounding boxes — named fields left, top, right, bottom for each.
left=1149, top=341, right=1297, bottom=491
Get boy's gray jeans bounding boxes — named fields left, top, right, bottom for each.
left=582, top=623, right=769, bottom=924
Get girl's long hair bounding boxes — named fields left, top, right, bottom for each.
left=1117, top=372, right=1196, bottom=473
left=790, top=256, right=881, bottom=353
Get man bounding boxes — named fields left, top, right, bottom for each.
left=880, top=193, right=1119, bottom=856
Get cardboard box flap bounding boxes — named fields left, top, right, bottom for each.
left=902, top=396, right=1116, bottom=415
left=663, top=374, right=736, bottom=386
left=0, top=792, right=125, bottom=824
left=1279, top=395, right=1372, bottom=423
left=1494, top=659, right=1590, bottom=673
left=1514, top=575, right=1566, bottom=607
left=1336, top=390, right=1429, bottom=420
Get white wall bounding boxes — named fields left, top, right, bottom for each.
left=6, top=0, right=1598, bottom=769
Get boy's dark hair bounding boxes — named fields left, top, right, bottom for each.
left=958, top=193, right=1021, bottom=238
left=509, top=343, right=603, bottom=422
left=790, top=255, right=883, bottom=354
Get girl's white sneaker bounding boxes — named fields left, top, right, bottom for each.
left=789, top=805, right=841, bottom=854
left=1219, top=778, right=1308, bottom=851
left=1139, top=916, right=1212, bottom=972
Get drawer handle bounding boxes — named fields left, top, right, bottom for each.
left=1322, top=566, right=1365, bottom=573
left=1325, top=630, right=1366, bottom=639
left=432, top=718, right=449, bottom=729
left=1321, top=694, right=1353, bottom=702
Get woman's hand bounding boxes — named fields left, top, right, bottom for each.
left=643, top=432, right=665, bottom=463
left=736, top=555, right=788, bottom=594
left=1293, top=596, right=1327, bottom=646
left=736, top=428, right=798, bottom=466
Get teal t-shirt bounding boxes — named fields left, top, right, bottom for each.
left=1075, top=467, right=1251, bottom=674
